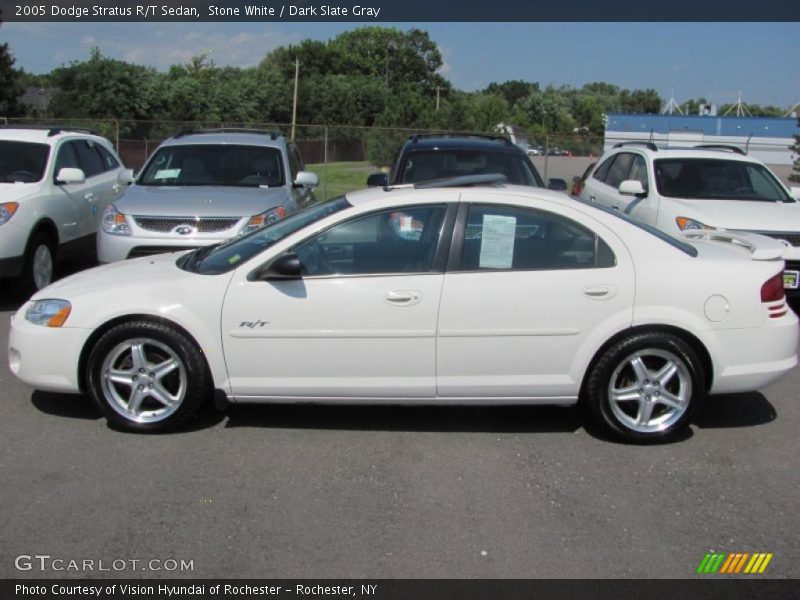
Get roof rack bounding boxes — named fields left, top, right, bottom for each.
left=0, top=124, right=101, bottom=137
left=612, top=141, right=658, bottom=151
left=413, top=173, right=508, bottom=189
left=694, top=144, right=746, bottom=155
left=409, top=133, right=512, bottom=145
left=173, top=128, right=282, bottom=140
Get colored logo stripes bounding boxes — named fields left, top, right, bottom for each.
left=697, top=552, right=773, bottom=574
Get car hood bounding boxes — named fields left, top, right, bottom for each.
left=34, top=251, right=200, bottom=300
left=115, top=184, right=290, bottom=217
left=669, top=198, right=800, bottom=231
left=0, top=182, right=42, bottom=202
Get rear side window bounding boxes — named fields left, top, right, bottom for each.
left=460, top=204, right=616, bottom=271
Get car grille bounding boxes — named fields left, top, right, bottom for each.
left=133, top=216, right=241, bottom=233
left=735, top=230, right=800, bottom=247
left=127, top=246, right=198, bottom=259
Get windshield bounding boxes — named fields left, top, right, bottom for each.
left=139, top=144, right=285, bottom=187
left=654, top=158, right=792, bottom=202
left=399, top=149, right=544, bottom=187
left=180, top=197, right=352, bottom=274
left=0, top=141, right=50, bottom=183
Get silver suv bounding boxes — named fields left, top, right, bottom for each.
left=0, top=126, right=131, bottom=291
left=97, top=129, right=319, bottom=262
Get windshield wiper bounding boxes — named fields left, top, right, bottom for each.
left=184, top=243, right=221, bottom=271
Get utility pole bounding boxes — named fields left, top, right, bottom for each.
left=436, top=86, right=441, bottom=111
left=291, top=57, right=299, bottom=141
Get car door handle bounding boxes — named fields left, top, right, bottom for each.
left=384, top=290, right=421, bottom=306
left=583, top=285, right=617, bottom=300
left=589, top=195, right=596, bottom=202
left=611, top=203, right=620, bottom=210
left=112, top=184, right=121, bottom=192
left=84, top=192, right=94, bottom=201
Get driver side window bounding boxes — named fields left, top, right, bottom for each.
left=293, top=205, right=446, bottom=277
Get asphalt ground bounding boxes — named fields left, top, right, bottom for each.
left=1, top=257, right=798, bottom=580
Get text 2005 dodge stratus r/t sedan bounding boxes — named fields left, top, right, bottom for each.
left=8, top=177, right=798, bottom=441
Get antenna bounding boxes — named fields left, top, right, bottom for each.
left=784, top=102, right=800, bottom=118
left=723, top=91, right=752, bottom=118
left=661, top=89, right=684, bottom=115
left=745, top=133, right=752, bottom=154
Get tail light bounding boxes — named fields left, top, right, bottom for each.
left=761, top=273, right=787, bottom=317
left=760, top=273, right=785, bottom=303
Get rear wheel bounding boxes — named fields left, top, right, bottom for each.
left=585, top=332, right=706, bottom=442
left=21, top=232, right=55, bottom=292
left=87, top=321, right=211, bottom=432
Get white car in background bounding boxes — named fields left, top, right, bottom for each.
left=580, top=142, right=800, bottom=296
left=8, top=176, right=798, bottom=441
left=0, top=126, right=131, bottom=291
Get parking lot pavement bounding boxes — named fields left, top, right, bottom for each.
left=1, top=263, right=798, bottom=579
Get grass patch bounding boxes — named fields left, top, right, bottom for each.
left=307, top=161, right=380, bottom=201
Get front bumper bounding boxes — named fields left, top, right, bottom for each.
left=0, top=222, right=30, bottom=276
left=8, top=309, right=91, bottom=393
left=97, top=230, right=226, bottom=263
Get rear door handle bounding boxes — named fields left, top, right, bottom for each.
left=583, top=285, right=617, bottom=300
left=384, top=290, right=422, bottom=306
left=589, top=195, right=596, bottom=202
left=84, top=192, right=94, bottom=201
left=112, top=184, right=121, bottom=192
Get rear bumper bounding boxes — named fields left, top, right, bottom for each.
left=709, top=311, right=799, bottom=394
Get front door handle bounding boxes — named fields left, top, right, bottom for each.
left=611, top=204, right=620, bottom=210
left=384, top=290, right=422, bottom=306
left=589, top=194, right=596, bottom=202
left=112, top=184, right=121, bottom=192
left=84, top=192, right=94, bottom=201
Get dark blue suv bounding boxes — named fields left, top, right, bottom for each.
left=367, top=134, right=545, bottom=188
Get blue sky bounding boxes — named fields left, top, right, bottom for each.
left=2, top=22, right=799, bottom=109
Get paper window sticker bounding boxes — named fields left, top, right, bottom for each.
left=154, top=169, right=181, bottom=179
left=479, top=214, right=517, bottom=269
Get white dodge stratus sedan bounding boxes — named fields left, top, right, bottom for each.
left=8, top=176, right=799, bottom=441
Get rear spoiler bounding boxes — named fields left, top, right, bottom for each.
left=682, top=230, right=788, bottom=261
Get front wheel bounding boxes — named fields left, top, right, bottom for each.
left=86, top=321, right=211, bottom=432
left=21, top=232, right=55, bottom=292
left=584, top=332, right=706, bottom=442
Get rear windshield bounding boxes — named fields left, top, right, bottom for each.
left=654, top=158, right=792, bottom=202
left=399, top=149, right=544, bottom=187
left=139, top=144, right=285, bottom=187
left=0, top=141, right=50, bottom=183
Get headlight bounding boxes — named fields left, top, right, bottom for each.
left=101, top=204, right=131, bottom=236
left=25, top=299, right=72, bottom=327
left=0, top=202, right=19, bottom=226
left=676, top=217, right=714, bottom=231
left=240, top=206, right=286, bottom=236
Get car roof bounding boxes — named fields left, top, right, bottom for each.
left=160, top=131, right=287, bottom=148
left=403, top=136, right=521, bottom=154
left=0, top=127, right=109, bottom=145
left=606, top=143, right=761, bottom=164
left=343, top=182, right=572, bottom=207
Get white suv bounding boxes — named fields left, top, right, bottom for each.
left=580, top=142, right=800, bottom=296
left=0, top=126, right=131, bottom=291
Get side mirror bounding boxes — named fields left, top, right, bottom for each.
left=619, top=179, right=646, bottom=197
left=791, top=186, right=800, bottom=201
left=294, top=171, right=319, bottom=188
left=367, top=173, right=388, bottom=187
left=547, top=178, right=568, bottom=191
left=118, top=169, right=135, bottom=185
left=55, top=167, right=86, bottom=185
left=251, top=252, right=304, bottom=281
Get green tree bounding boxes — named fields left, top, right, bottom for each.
left=0, top=16, right=23, bottom=116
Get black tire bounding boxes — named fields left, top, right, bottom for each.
left=584, top=332, right=706, bottom=442
left=86, top=320, right=211, bottom=433
left=21, top=231, right=55, bottom=293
